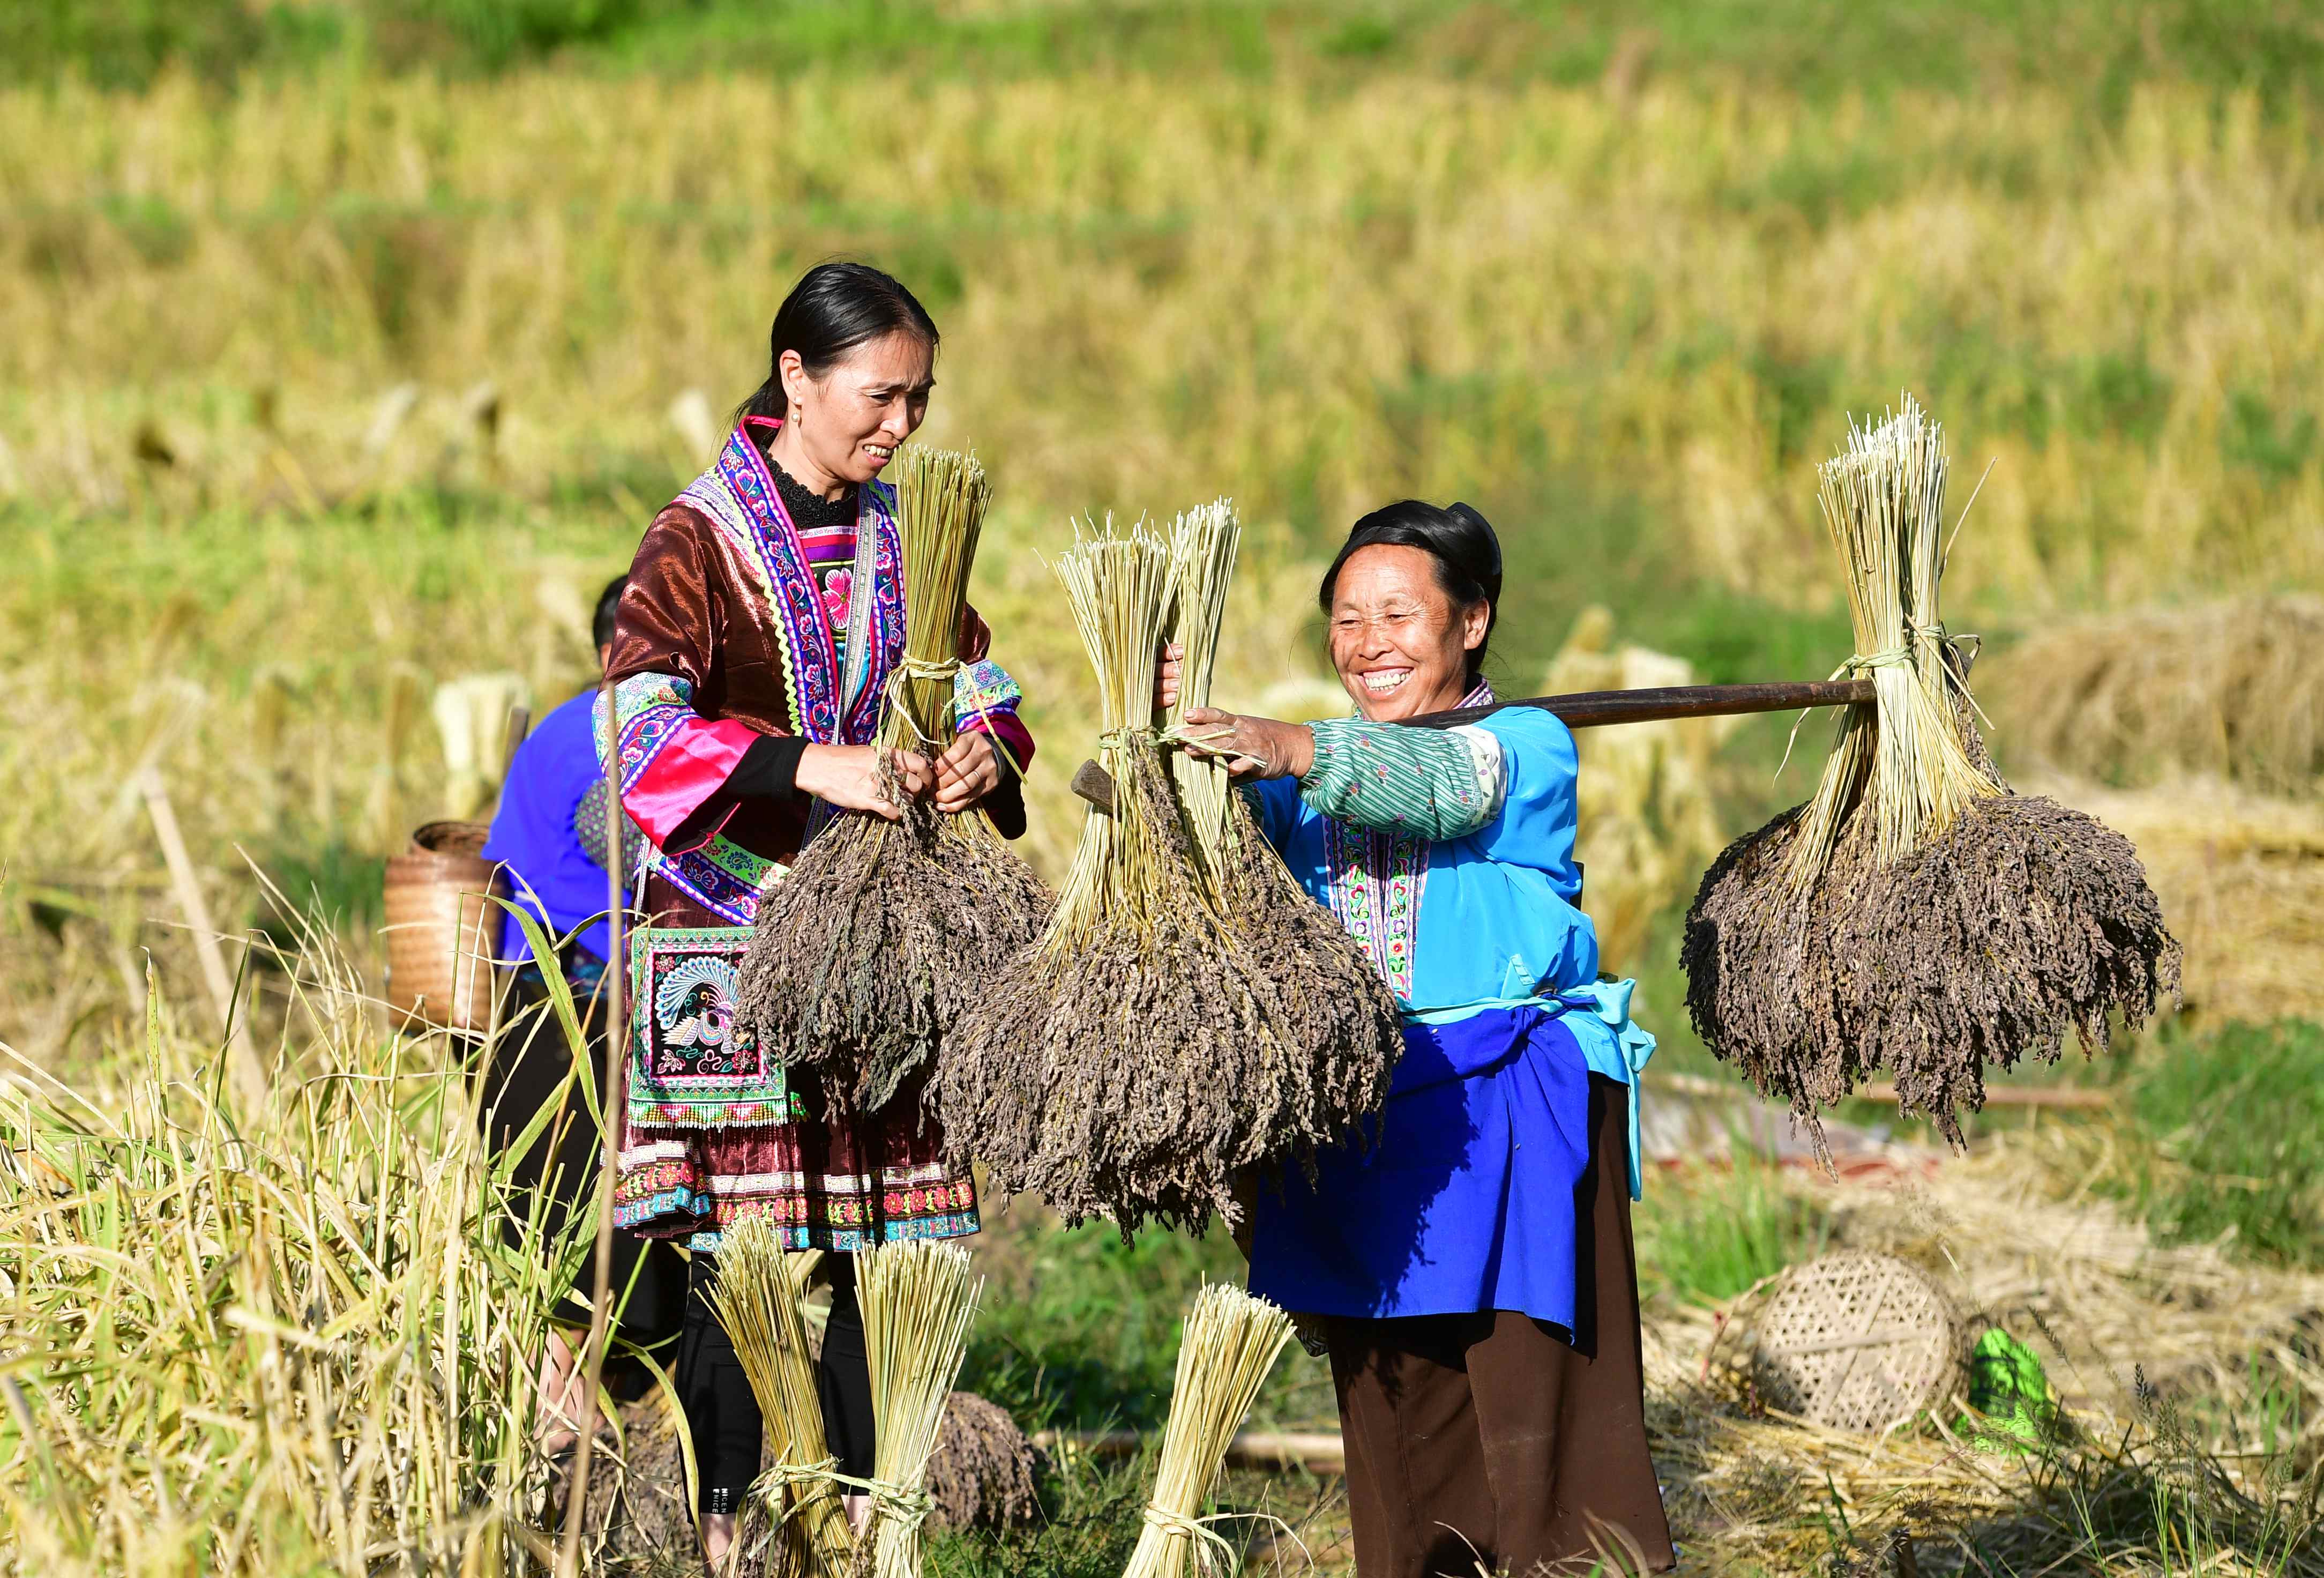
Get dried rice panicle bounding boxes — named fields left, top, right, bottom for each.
left=704, top=1216, right=853, bottom=1574
left=738, top=445, right=1050, bottom=1116
left=1120, top=1283, right=1296, bottom=1578
left=940, top=518, right=1269, bottom=1234
left=1683, top=397, right=2180, bottom=1148
left=858, top=1239, right=983, bottom=1578
left=925, top=1392, right=1042, bottom=1531
left=1164, top=500, right=1402, bottom=1188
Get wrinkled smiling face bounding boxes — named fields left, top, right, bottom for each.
left=1326, top=544, right=1489, bottom=721
left=792, top=330, right=935, bottom=485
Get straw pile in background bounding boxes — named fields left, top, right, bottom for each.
left=1684, top=398, right=2181, bottom=1146
left=1979, top=594, right=2324, bottom=800
left=1120, top=1284, right=1296, bottom=1578
left=1163, top=502, right=1403, bottom=1203
left=738, top=446, right=1050, bottom=1115
left=857, top=1240, right=984, bottom=1578
left=705, top=1216, right=854, bottom=1575
left=941, top=520, right=1264, bottom=1232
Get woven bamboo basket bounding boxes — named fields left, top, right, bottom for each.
left=383, top=820, right=506, bottom=1033
left=1751, top=1251, right=1961, bottom=1432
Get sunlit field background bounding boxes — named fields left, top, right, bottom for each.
left=3, top=2, right=2322, bottom=1573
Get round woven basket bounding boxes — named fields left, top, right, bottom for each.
left=1751, top=1251, right=1959, bottom=1432
left=383, top=820, right=507, bottom=1033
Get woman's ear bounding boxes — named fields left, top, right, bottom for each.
left=777, top=348, right=812, bottom=413
left=1460, top=598, right=1491, bottom=652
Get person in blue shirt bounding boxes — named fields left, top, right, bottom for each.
left=481, top=575, right=684, bottom=1451
left=1162, top=502, right=1674, bottom=1577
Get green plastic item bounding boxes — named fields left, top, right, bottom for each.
left=1961, top=1328, right=2056, bottom=1453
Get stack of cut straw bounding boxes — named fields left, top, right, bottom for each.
left=1120, top=1283, right=1295, bottom=1578
left=712, top=1230, right=985, bottom=1578
left=858, top=1240, right=983, bottom=1578
left=1683, top=397, right=2180, bottom=1145
left=738, top=445, right=1051, bottom=1115
left=705, top=1217, right=853, bottom=1575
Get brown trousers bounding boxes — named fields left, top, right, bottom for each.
left=1324, top=1076, right=1675, bottom=1577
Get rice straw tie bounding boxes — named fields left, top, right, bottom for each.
left=1138, top=1505, right=1314, bottom=1577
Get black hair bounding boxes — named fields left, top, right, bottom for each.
left=592, top=574, right=627, bottom=651
left=735, top=262, right=941, bottom=425
left=1318, top=500, right=1503, bottom=685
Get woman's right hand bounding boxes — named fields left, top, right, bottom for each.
left=795, top=744, right=932, bottom=820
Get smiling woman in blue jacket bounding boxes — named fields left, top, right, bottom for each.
left=1162, top=501, right=1674, bottom=1578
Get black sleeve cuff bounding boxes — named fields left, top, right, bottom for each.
left=666, top=734, right=805, bottom=851
left=983, top=740, right=1027, bottom=839
left=730, top=733, right=807, bottom=801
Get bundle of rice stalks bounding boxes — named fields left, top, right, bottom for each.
left=1683, top=398, right=2180, bottom=1147
left=706, top=1215, right=854, bottom=1575
left=857, top=1240, right=983, bottom=1578
left=738, top=446, right=1050, bottom=1115
left=1979, top=593, right=2324, bottom=800
left=1120, top=1284, right=1295, bottom=1578
left=939, top=519, right=1269, bottom=1233
left=925, top=1393, right=1042, bottom=1532
left=1163, top=501, right=1402, bottom=1192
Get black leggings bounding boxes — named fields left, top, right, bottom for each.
left=678, top=1252, right=875, bottom=1516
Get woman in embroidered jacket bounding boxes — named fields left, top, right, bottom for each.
left=1163, top=501, right=1674, bottom=1577
left=600, top=264, right=1035, bottom=1560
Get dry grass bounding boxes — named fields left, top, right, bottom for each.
left=1646, top=1133, right=2324, bottom=1575
left=2, top=72, right=2320, bottom=615
left=0, top=911, right=607, bottom=1575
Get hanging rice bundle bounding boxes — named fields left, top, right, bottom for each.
left=703, top=1216, right=854, bottom=1575
left=857, top=1239, right=984, bottom=1578
left=1683, top=397, right=2180, bottom=1147
left=1163, top=501, right=1403, bottom=1187
left=738, top=445, right=1051, bottom=1115
left=939, top=519, right=1271, bottom=1233
left=1120, top=1284, right=1295, bottom=1578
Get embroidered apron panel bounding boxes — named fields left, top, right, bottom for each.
left=627, top=926, right=801, bottom=1128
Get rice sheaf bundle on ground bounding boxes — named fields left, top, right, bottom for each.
left=738, top=445, right=1051, bottom=1115
left=1163, top=501, right=1403, bottom=1190
left=858, top=1239, right=984, bottom=1578
left=939, top=519, right=1274, bottom=1233
left=1119, top=1283, right=1295, bottom=1578
left=704, top=1216, right=853, bottom=1575
left=1682, top=397, right=2181, bottom=1147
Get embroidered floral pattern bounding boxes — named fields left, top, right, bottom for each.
left=676, top=427, right=905, bottom=748
left=1322, top=815, right=1428, bottom=1001
left=820, top=566, right=853, bottom=630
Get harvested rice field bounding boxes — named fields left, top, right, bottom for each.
left=4, top=2, right=2323, bottom=1574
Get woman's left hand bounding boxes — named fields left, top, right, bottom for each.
left=933, top=731, right=1003, bottom=812
left=1178, top=707, right=1314, bottom=781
